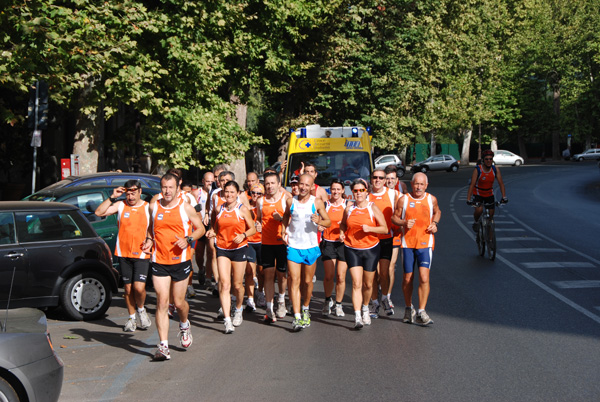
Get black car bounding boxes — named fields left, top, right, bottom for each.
left=0, top=201, right=118, bottom=320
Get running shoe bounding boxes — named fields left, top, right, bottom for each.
left=292, top=318, right=303, bottom=332
left=312, top=274, right=316, bottom=283
left=153, top=344, right=170, bottom=361
left=382, top=298, right=394, bottom=316
left=354, top=315, right=364, bottom=329
left=224, top=319, right=235, bottom=334
left=212, top=285, right=219, bottom=297
left=362, top=308, right=372, bottom=326
left=301, top=310, right=311, bottom=328
left=136, top=309, right=152, bottom=329
left=232, top=309, right=243, bottom=327
left=204, top=278, right=213, bottom=288
left=197, top=269, right=206, bottom=287
left=416, top=310, right=434, bottom=326
left=264, top=308, right=276, bottom=324
left=255, top=291, right=266, bottom=308
left=322, top=299, right=334, bottom=316
left=123, top=317, right=136, bottom=332
left=245, top=298, right=256, bottom=312
left=369, top=300, right=379, bottom=319
left=253, top=277, right=259, bottom=289
left=335, top=303, right=345, bottom=317
left=178, top=326, right=193, bottom=348
left=186, top=285, right=196, bottom=299
left=168, top=304, right=176, bottom=319
left=403, top=306, right=416, bottom=324
left=276, top=300, right=288, bottom=319
left=217, top=307, right=224, bottom=320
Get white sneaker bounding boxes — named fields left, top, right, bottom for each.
left=217, top=307, right=224, bottom=319
left=136, top=309, right=152, bottom=329
left=362, top=308, right=372, bottom=326
left=335, top=303, right=345, bottom=317
left=354, top=314, right=364, bottom=329
left=224, top=319, right=235, bottom=334
left=245, top=299, right=256, bottom=312
left=178, top=325, right=193, bottom=348
left=255, top=291, right=266, bottom=308
left=276, top=300, right=288, bottom=318
left=186, top=285, right=196, bottom=298
left=322, top=299, right=334, bottom=316
left=232, top=309, right=243, bottom=327
left=123, top=317, right=136, bottom=332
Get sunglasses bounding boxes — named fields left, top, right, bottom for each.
left=372, top=175, right=385, bottom=180
left=125, top=187, right=140, bottom=193
left=352, top=188, right=367, bottom=193
left=250, top=192, right=263, bottom=196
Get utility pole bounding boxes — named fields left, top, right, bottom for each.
left=27, top=81, right=48, bottom=194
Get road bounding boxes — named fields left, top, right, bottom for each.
left=51, top=162, right=600, bottom=401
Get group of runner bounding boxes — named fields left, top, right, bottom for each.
left=97, top=162, right=442, bottom=361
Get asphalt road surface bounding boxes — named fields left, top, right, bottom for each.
left=51, top=161, right=600, bottom=402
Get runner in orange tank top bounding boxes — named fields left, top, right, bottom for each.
left=368, top=168, right=399, bottom=317
left=256, top=172, right=291, bottom=323
left=339, top=178, right=388, bottom=329
left=245, top=183, right=264, bottom=312
left=319, top=179, right=351, bottom=317
left=206, top=181, right=256, bottom=334
left=141, top=173, right=205, bottom=361
left=95, top=179, right=152, bottom=333
left=392, top=172, right=441, bottom=327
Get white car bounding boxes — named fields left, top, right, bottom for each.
left=572, top=148, right=600, bottom=161
left=373, top=154, right=405, bottom=177
left=493, top=150, right=524, bottom=166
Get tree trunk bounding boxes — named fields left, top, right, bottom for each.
left=72, top=88, right=103, bottom=174
left=227, top=95, right=248, bottom=185
left=430, top=131, right=436, bottom=156
left=552, top=85, right=560, bottom=160
left=517, top=133, right=528, bottom=161
left=461, top=127, right=472, bottom=165
left=490, top=127, right=498, bottom=152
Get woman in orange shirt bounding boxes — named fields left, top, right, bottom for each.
left=339, top=178, right=387, bottom=329
left=206, top=181, right=256, bottom=334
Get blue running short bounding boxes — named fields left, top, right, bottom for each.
left=402, top=248, right=433, bottom=273
left=287, top=246, right=321, bottom=266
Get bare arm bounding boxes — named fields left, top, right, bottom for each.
left=233, top=206, right=257, bottom=244
left=426, top=196, right=441, bottom=234
left=95, top=187, right=125, bottom=217
left=312, top=198, right=331, bottom=228
left=141, top=202, right=155, bottom=253
left=391, top=195, right=406, bottom=227
left=363, top=204, right=388, bottom=235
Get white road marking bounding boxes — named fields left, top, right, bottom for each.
left=502, top=248, right=565, bottom=253
left=522, top=262, right=595, bottom=269
left=496, top=237, right=541, bottom=241
left=495, top=228, right=525, bottom=232
left=553, top=281, right=600, bottom=289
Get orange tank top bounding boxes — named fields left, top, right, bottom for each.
left=215, top=203, right=248, bottom=250
left=323, top=199, right=347, bottom=242
left=260, top=192, right=286, bottom=245
left=247, top=204, right=261, bottom=244
left=344, top=202, right=379, bottom=250
left=473, top=165, right=496, bottom=197
left=400, top=193, right=435, bottom=249
left=151, top=199, right=193, bottom=264
left=369, top=188, right=396, bottom=239
left=115, top=201, right=150, bottom=259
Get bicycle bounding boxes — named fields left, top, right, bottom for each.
left=471, top=201, right=502, bottom=261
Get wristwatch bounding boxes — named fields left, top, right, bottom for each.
left=186, top=236, right=194, bottom=245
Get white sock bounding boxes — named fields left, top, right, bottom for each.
left=224, top=317, right=232, bottom=323
left=137, top=307, right=145, bottom=313
left=179, top=320, right=190, bottom=329
left=278, top=293, right=285, bottom=302
left=417, top=309, right=425, bottom=315
left=266, top=302, right=273, bottom=310
left=295, top=313, right=301, bottom=320
left=160, top=340, right=169, bottom=348
left=355, top=310, right=361, bottom=317
left=302, top=305, right=309, bottom=312
left=247, top=297, right=254, bottom=304
left=129, top=314, right=136, bottom=319
left=362, top=304, right=369, bottom=312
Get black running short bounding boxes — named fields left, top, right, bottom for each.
left=320, top=240, right=346, bottom=262
left=119, top=257, right=150, bottom=284
left=261, top=244, right=287, bottom=272
left=216, top=246, right=249, bottom=262
left=378, top=237, right=393, bottom=260
left=247, top=242, right=261, bottom=265
left=151, top=260, right=192, bottom=282
left=344, top=244, right=380, bottom=273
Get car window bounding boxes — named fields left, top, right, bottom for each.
left=379, top=156, right=394, bottom=163
left=15, top=211, right=84, bottom=242
left=432, top=156, right=444, bottom=162
left=110, top=179, right=130, bottom=186
left=0, top=212, right=16, bottom=245
left=61, top=192, right=106, bottom=223
left=79, top=180, right=108, bottom=186
left=148, top=180, right=160, bottom=189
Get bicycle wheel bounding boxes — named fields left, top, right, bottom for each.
left=486, top=219, right=496, bottom=260
left=477, top=220, right=485, bottom=256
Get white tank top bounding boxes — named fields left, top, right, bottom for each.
left=286, top=195, right=318, bottom=249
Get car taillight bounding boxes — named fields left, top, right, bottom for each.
left=46, top=331, right=64, bottom=366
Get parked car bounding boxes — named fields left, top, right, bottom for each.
left=0, top=308, right=63, bottom=402
left=411, top=154, right=460, bottom=173
left=493, top=150, right=524, bottom=166
left=25, top=186, right=158, bottom=256
left=36, top=172, right=161, bottom=193
left=572, top=148, right=600, bottom=161
left=0, top=201, right=118, bottom=320
left=373, top=154, right=406, bottom=177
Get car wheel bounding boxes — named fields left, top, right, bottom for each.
left=578, top=157, right=584, bottom=162
left=61, top=271, right=112, bottom=321
left=397, top=168, right=405, bottom=178
left=514, top=160, right=522, bottom=166
left=419, top=166, right=428, bottom=173
left=0, top=377, right=19, bottom=402
left=451, top=164, right=459, bottom=172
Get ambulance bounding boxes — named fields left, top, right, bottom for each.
left=283, top=125, right=374, bottom=195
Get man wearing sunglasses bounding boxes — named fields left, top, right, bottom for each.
left=466, top=150, right=508, bottom=231
left=95, top=180, right=152, bottom=333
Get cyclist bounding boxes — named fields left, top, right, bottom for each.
left=467, top=150, right=508, bottom=231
